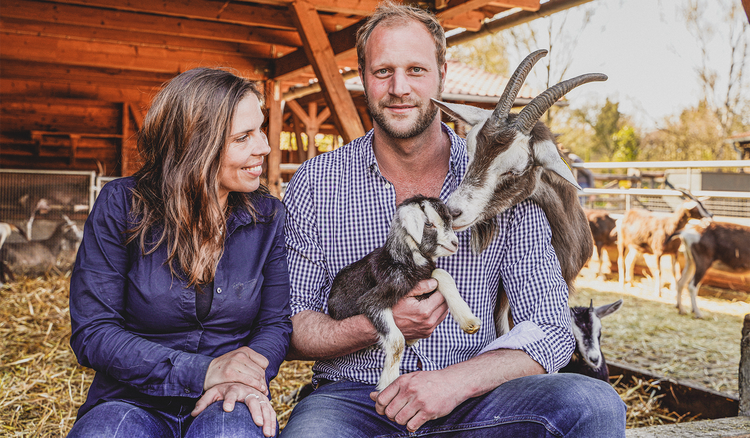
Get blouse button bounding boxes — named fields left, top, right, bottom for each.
left=184, top=387, right=190, bottom=394
left=217, top=287, right=222, bottom=294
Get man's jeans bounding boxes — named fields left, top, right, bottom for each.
left=67, top=400, right=270, bottom=438
left=281, top=373, right=626, bottom=437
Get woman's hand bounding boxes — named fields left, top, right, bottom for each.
left=204, top=346, right=269, bottom=395
left=192, top=383, right=277, bottom=437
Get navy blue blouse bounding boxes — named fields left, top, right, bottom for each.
left=69, top=177, right=292, bottom=418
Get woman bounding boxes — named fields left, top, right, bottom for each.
left=68, top=68, right=291, bottom=438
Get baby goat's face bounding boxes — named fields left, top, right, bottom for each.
left=399, top=198, right=459, bottom=260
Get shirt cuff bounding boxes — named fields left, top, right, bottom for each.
left=168, top=351, right=214, bottom=397
left=477, top=321, right=546, bottom=355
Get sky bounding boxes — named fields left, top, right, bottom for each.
left=501, top=0, right=747, bottom=130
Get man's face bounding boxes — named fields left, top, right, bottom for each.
left=361, top=21, right=445, bottom=139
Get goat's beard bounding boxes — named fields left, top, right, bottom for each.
left=365, top=94, right=439, bottom=139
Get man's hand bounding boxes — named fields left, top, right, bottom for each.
left=192, top=382, right=277, bottom=437
left=204, top=346, right=269, bottom=394
left=392, top=278, right=449, bottom=341
left=370, top=369, right=466, bottom=433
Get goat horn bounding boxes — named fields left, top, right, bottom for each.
left=515, top=73, right=608, bottom=135
left=490, top=49, right=548, bottom=123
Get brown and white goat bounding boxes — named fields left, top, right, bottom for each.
left=584, top=209, right=618, bottom=278
left=671, top=220, right=750, bottom=319
left=617, top=198, right=712, bottom=296
left=432, top=49, right=604, bottom=334
left=327, top=196, right=481, bottom=391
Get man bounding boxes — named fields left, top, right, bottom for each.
left=281, top=3, right=625, bottom=436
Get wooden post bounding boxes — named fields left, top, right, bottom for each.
left=266, top=80, right=283, bottom=199
left=740, top=313, right=750, bottom=416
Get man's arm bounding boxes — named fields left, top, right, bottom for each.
left=287, top=279, right=450, bottom=360
left=372, top=349, right=544, bottom=432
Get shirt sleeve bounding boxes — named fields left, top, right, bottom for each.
left=283, top=164, right=331, bottom=316
left=246, top=205, right=293, bottom=385
left=495, top=200, right=575, bottom=373
left=69, top=182, right=212, bottom=398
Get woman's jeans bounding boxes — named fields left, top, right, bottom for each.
left=67, top=400, right=270, bottom=438
left=281, top=373, right=626, bottom=437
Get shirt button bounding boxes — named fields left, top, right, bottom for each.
left=217, top=287, right=222, bottom=294
left=384, top=182, right=391, bottom=189
left=184, top=388, right=191, bottom=394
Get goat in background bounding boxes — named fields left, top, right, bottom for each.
left=0, top=215, right=82, bottom=282
left=584, top=209, right=618, bottom=278
left=560, top=299, right=623, bottom=382
left=617, top=195, right=712, bottom=296
left=327, top=196, right=481, bottom=391
left=670, top=220, right=750, bottom=319
left=0, top=222, right=27, bottom=250
left=432, top=49, right=604, bottom=335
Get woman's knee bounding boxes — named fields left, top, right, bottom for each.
left=66, top=401, right=172, bottom=438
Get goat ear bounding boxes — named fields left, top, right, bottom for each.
left=595, top=299, right=623, bottom=319
left=431, top=99, right=492, bottom=127
left=533, top=140, right=582, bottom=190
left=399, top=205, right=425, bottom=245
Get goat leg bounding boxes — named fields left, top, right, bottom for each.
left=431, top=269, right=481, bottom=334
left=372, top=308, right=406, bottom=391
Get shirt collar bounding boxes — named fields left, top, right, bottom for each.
left=360, top=123, right=468, bottom=185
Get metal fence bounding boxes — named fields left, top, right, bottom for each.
left=572, top=160, right=750, bottom=224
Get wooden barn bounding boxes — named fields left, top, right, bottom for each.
left=0, top=0, right=592, bottom=199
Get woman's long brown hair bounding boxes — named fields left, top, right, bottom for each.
left=128, top=68, right=270, bottom=288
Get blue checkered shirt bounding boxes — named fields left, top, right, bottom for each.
left=283, top=124, right=574, bottom=385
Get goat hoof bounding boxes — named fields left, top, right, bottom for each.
left=463, top=323, right=480, bottom=334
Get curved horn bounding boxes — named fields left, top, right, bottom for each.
left=515, top=73, right=608, bottom=135
left=490, top=49, right=548, bottom=123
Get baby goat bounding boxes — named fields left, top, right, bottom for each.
left=560, top=299, right=622, bottom=382
left=327, top=196, right=481, bottom=391
left=618, top=197, right=712, bottom=296
left=671, top=220, right=750, bottom=319
left=433, top=50, right=603, bottom=334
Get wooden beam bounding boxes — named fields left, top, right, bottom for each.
left=288, top=0, right=364, bottom=143
left=273, top=20, right=361, bottom=82
left=1, top=32, right=269, bottom=78
left=2, top=0, right=302, bottom=47
left=1, top=78, right=159, bottom=104
left=447, top=0, right=595, bottom=47
left=265, top=81, right=283, bottom=198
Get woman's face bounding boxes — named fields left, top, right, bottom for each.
left=218, top=93, right=270, bottom=208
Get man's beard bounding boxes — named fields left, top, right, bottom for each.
left=365, top=94, right=440, bottom=139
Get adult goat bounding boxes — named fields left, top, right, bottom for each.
left=585, top=209, right=618, bottom=278
left=671, top=220, right=750, bottom=318
left=433, top=49, right=603, bottom=334
left=617, top=194, right=712, bottom=296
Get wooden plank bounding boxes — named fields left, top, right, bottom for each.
left=288, top=0, right=364, bottom=143
left=0, top=59, right=173, bottom=88
left=0, top=17, right=283, bottom=59
left=2, top=0, right=302, bottom=47
left=1, top=33, right=269, bottom=78
left=48, top=0, right=300, bottom=31
left=0, top=78, right=158, bottom=105
left=608, top=360, right=739, bottom=420
left=45, top=0, right=360, bottom=33
left=266, top=81, right=283, bottom=198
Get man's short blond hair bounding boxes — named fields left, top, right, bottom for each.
left=356, top=1, right=446, bottom=78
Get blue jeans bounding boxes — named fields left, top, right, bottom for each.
left=281, top=373, right=625, bottom=437
left=67, top=400, right=271, bottom=438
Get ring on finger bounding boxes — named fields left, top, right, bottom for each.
left=245, top=394, right=260, bottom=401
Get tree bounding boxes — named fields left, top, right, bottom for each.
left=446, top=33, right=510, bottom=76
left=683, top=0, right=750, bottom=144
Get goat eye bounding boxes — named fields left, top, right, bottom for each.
left=425, top=222, right=435, bottom=228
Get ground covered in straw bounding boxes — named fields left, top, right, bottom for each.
left=0, top=266, right=745, bottom=436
